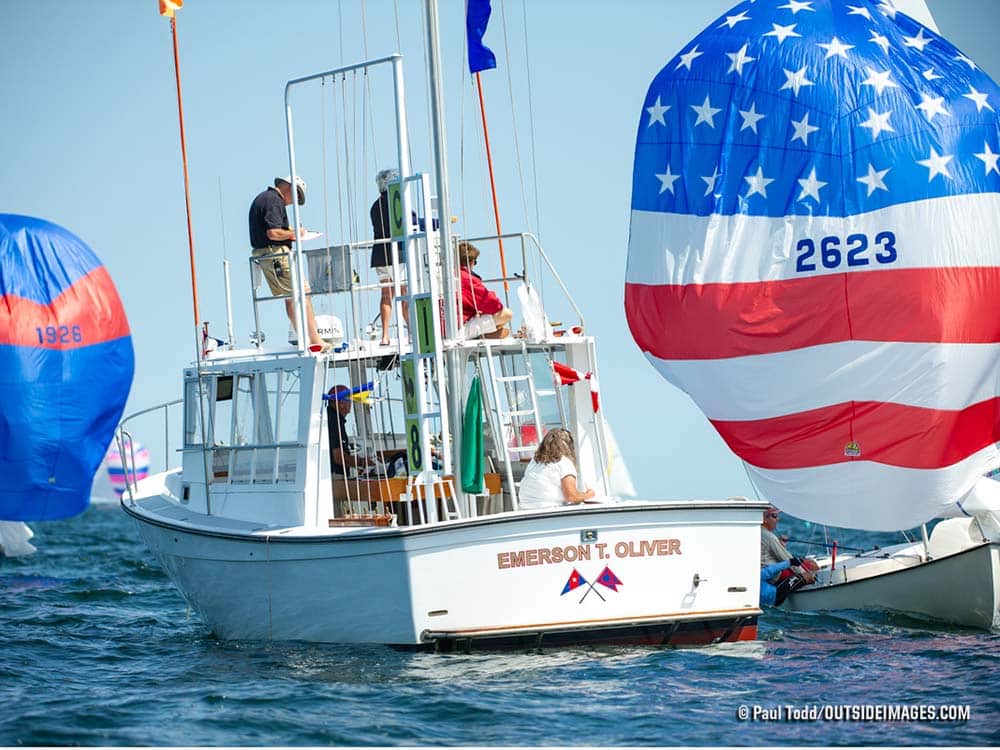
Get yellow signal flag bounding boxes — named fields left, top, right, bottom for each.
left=159, top=0, right=183, bottom=17
left=350, top=391, right=373, bottom=406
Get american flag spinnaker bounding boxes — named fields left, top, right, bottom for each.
left=0, top=214, right=134, bottom=521
left=625, top=0, right=1000, bottom=531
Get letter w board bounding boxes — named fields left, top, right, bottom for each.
left=390, top=175, right=451, bottom=521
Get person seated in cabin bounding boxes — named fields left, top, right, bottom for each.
left=760, top=505, right=817, bottom=594
left=249, top=175, right=331, bottom=353
left=458, top=241, right=513, bottom=339
left=371, top=168, right=410, bottom=347
left=517, top=428, right=595, bottom=510
left=327, top=385, right=407, bottom=477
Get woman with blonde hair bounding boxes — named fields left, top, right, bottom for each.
left=517, top=428, right=595, bottom=509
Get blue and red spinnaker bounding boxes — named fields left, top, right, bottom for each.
left=0, top=214, right=134, bottom=521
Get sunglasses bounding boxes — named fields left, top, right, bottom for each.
left=765, top=512, right=780, bottom=518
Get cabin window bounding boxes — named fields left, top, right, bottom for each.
left=185, top=369, right=302, bottom=484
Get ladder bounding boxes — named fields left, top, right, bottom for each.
left=482, top=343, right=545, bottom=510
left=394, top=173, right=453, bottom=523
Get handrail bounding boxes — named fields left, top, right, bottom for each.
left=119, top=398, right=183, bottom=474
left=116, top=398, right=183, bottom=503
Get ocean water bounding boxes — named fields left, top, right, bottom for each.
left=2, top=505, right=999, bottom=747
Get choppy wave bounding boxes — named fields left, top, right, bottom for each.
left=1, top=507, right=997, bottom=745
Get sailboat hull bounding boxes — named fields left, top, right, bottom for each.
left=123, top=495, right=763, bottom=648
left=784, top=542, right=1000, bottom=630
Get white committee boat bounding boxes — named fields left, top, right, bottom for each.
left=121, top=0, right=766, bottom=649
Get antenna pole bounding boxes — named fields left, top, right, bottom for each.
left=168, top=15, right=203, bottom=355
left=425, top=0, right=464, bottom=488
left=474, top=71, right=510, bottom=303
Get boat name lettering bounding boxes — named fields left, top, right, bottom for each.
left=795, top=231, right=897, bottom=274
left=496, top=538, right=682, bottom=570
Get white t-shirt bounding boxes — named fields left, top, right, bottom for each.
left=518, top=457, right=577, bottom=510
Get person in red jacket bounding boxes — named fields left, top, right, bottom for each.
left=458, top=241, right=513, bottom=339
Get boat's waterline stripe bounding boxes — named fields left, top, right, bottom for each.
left=646, top=341, right=1000, bottom=421
left=435, top=607, right=759, bottom=637
left=711, top=397, right=1000, bottom=472
left=625, top=193, right=1000, bottom=286
left=0, top=267, right=131, bottom=348
left=625, top=266, right=1000, bottom=360
left=743, top=445, right=1000, bottom=532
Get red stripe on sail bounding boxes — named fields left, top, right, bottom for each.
left=0, top=267, right=131, bottom=349
left=710, top=398, right=1000, bottom=470
left=625, top=267, right=1000, bottom=360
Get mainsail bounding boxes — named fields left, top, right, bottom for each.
left=625, top=0, right=1000, bottom=531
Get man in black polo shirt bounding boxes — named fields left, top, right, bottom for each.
left=249, top=175, right=329, bottom=353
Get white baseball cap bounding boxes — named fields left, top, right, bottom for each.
left=275, top=175, right=307, bottom=205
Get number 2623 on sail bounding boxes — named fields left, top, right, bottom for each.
left=795, top=231, right=897, bottom=273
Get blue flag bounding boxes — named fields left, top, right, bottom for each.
left=466, top=0, right=496, bottom=74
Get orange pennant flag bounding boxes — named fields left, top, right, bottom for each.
left=158, top=0, right=183, bottom=17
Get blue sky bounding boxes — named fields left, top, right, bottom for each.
left=3, top=0, right=999, bottom=499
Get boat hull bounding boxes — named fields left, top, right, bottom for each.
left=784, top=542, right=1000, bottom=630
left=123, top=496, right=763, bottom=648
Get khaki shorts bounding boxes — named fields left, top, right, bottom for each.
left=253, top=246, right=310, bottom=297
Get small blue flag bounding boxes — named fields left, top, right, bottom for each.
left=466, top=0, right=497, bottom=74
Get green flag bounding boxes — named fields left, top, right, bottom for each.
left=461, top=376, right=484, bottom=493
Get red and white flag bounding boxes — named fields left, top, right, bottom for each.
left=552, top=361, right=599, bottom=414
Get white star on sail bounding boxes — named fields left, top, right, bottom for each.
left=778, top=0, right=814, bottom=14
left=862, top=67, right=898, bottom=95
left=857, top=163, right=890, bottom=196
left=902, top=28, right=932, bottom=52
left=846, top=5, right=872, bottom=19
left=869, top=31, right=891, bottom=54
left=780, top=66, right=814, bottom=97
left=763, top=23, right=800, bottom=43
left=701, top=166, right=721, bottom=196
left=790, top=112, right=820, bottom=145
left=655, top=164, right=681, bottom=194
left=818, top=37, right=854, bottom=59
left=797, top=167, right=827, bottom=202
left=975, top=142, right=1000, bottom=175
left=726, top=44, right=756, bottom=76
left=954, top=53, right=977, bottom=70
left=744, top=166, right=774, bottom=198
left=878, top=1, right=897, bottom=19
left=691, top=95, right=722, bottom=128
left=646, top=96, right=670, bottom=127
left=676, top=45, right=704, bottom=71
left=963, top=85, right=994, bottom=112
left=916, top=147, right=953, bottom=181
left=916, top=93, right=950, bottom=122
left=923, top=67, right=941, bottom=81
left=859, top=108, right=894, bottom=140
left=718, top=10, right=751, bottom=29
left=739, top=102, right=766, bottom=133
